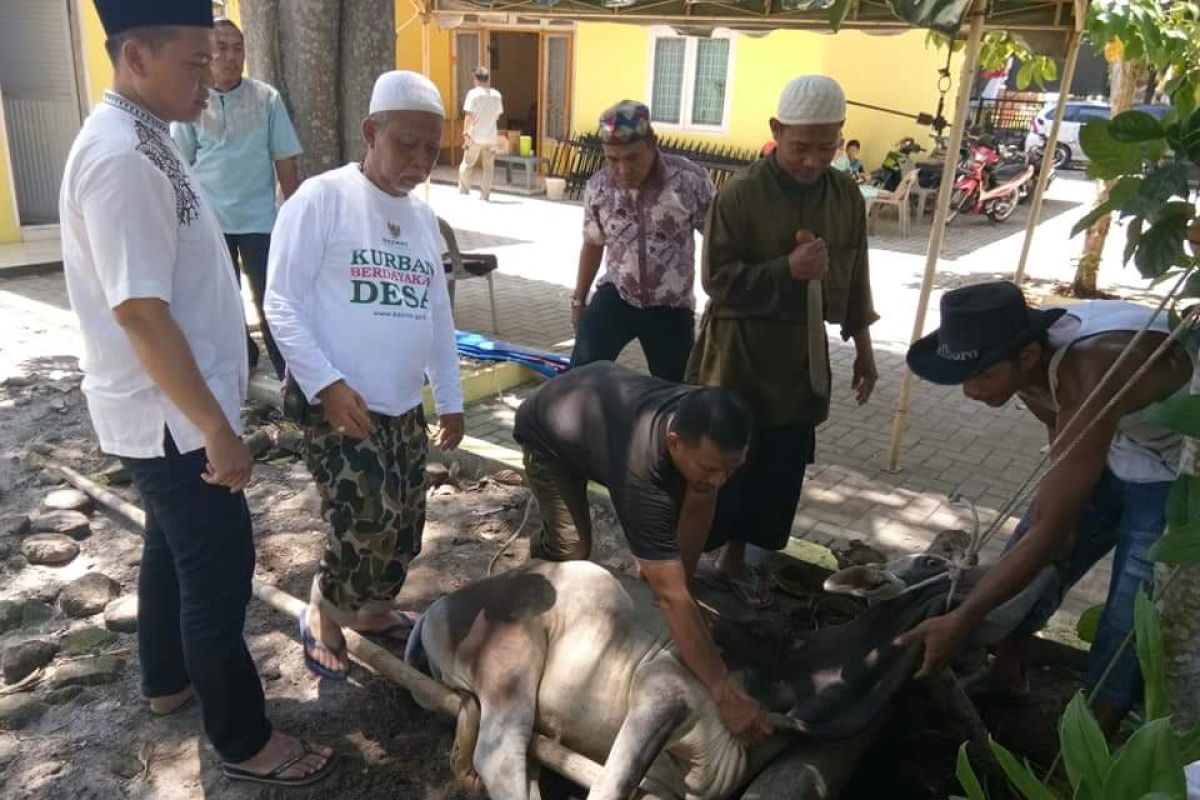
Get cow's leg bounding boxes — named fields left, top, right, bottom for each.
left=587, top=660, right=690, bottom=800
left=471, top=633, right=546, bottom=800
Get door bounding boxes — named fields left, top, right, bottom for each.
left=539, top=33, right=572, bottom=158
left=453, top=31, right=482, bottom=164
left=0, top=0, right=86, bottom=226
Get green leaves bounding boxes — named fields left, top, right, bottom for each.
left=1149, top=520, right=1200, bottom=564
left=989, top=739, right=1060, bottom=800
left=1101, top=718, right=1186, bottom=800
left=1143, top=394, right=1200, bottom=439
left=1080, top=120, right=1145, bottom=180
left=1075, top=603, right=1104, bottom=643
left=1059, top=693, right=1112, bottom=799
left=1134, top=590, right=1167, bottom=722
left=1134, top=205, right=1191, bottom=279
left=1109, top=110, right=1165, bottom=143
left=956, top=743, right=988, bottom=800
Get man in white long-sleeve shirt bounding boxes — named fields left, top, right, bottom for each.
left=265, top=71, right=464, bottom=679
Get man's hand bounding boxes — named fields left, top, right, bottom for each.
left=712, top=680, right=774, bottom=745
left=433, top=413, right=465, bottom=450
left=202, top=427, right=253, bottom=493
left=788, top=230, right=828, bottom=282
left=893, top=609, right=974, bottom=679
left=852, top=350, right=878, bottom=405
left=317, top=380, right=375, bottom=440
left=571, top=299, right=586, bottom=331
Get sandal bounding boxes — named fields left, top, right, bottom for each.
left=695, top=564, right=774, bottom=609
left=149, top=690, right=195, bottom=717
left=223, top=739, right=336, bottom=787
left=299, top=609, right=349, bottom=682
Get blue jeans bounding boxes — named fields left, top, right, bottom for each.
left=1008, top=468, right=1171, bottom=713
left=121, top=434, right=272, bottom=763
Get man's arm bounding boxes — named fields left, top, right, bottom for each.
left=701, top=189, right=798, bottom=316
left=573, top=183, right=607, bottom=328
left=677, top=486, right=717, bottom=580
left=274, top=158, right=300, bottom=200
left=113, top=300, right=251, bottom=490
left=639, top=558, right=772, bottom=742
left=424, top=215, right=465, bottom=451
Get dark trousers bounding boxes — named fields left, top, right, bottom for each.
left=226, top=233, right=285, bottom=379
left=570, top=284, right=694, bottom=382
left=121, top=435, right=272, bottom=764
left=711, top=423, right=816, bottom=552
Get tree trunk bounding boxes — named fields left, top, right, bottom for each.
left=340, top=0, right=396, bottom=165
left=239, top=0, right=281, bottom=90
left=279, top=1, right=342, bottom=176
left=1071, top=59, right=1146, bottom=296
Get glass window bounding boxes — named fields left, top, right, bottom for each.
left=690, top=39, right=730, bottom=126
left=650, top=38, right=686, bottom=125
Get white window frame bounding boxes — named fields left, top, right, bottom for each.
left=646, top=28, right=736, bottom=135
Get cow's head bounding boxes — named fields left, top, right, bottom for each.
left=822, top=530, right=977, bottom=604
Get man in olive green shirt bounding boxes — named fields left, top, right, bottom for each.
left=687, top=75, right=878, bottom=604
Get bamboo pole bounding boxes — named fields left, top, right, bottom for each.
left=884, top=1, right=987, bottom=472
left=422, top=2, right=433, bottom=204
left=51, top=464, right=680, bottom=799
left=1012, top=30, right=1083, bottom=285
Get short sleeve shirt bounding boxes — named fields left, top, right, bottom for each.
left=463, top=87, right=504, bottom=146
left=513, top=362, right=693, bottom=560
left=582, top=152, right=715, bottom=311
left=171, top=78, right=302, bottom=234
left=60, top=92, right=248, bottom=458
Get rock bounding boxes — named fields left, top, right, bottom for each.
left=48, top=398, right=67, bottom=413
left=103, top=751, right=144, bottom=780
left=103, top=596, right=138, bottom=633
left=28, top=441, right=54, bottom=456
left=261, top=663, right=282, bottom=682
left=62, top=627, right=119, bottom=656
left=1, top=640, right=59, bottom=684
left=43, top=685, right=83, bottom=706
left=0, top=696, right=45, bottom=730
left=12, top=397, right=30, bottom=408
left=0, top=732, right=19, bottom=771
left=50, top=655, right=125, bottom=688
left=1, top=515, right=30, bottom=537
left=97, top=463, right=131, bottom=487
left=244, top=429, right=273, bottom=458
left=0, top=540, right=12, bottom=561
left=21, top=534, right=79, bottom=567
left=2, top=375, right=33, bottom=389
left=273, top=427, right=305, bottom=455
left=29, top=511, right=91, bottom=540
left=41, top=489, right=93, bottom=515
left=33, top=583, right=61, bottom=604
left=36, top=469, right=64, bottom=486
left=425, top=462, right=450, bottom=487
left=60, top=573, right=120, bottom=618
left=0, top=602, right=22, bottom=634
left=20, top=600, right=54, bottom=626
left=5, top=555, right=27, bottom=572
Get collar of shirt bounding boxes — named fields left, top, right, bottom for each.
left=102, top=90, right=170, bottom=137
left=212, top=79, right=246, bottom=99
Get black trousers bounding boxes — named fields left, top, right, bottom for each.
left=226, top=233, right=285, bottom=379
left=570, top=284, right=694, bottom=382
left=121, top=434, right=272, bottom=763
left=711, top=423, right=817, bottom=552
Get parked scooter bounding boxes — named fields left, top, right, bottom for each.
left=947, top=140, right=1036, bottom=223
left=871, top=137, right=926, bottom=191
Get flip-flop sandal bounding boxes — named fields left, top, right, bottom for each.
left=223, top=739, right=337, bottom=787
left=299, top=609, right=349, bottom=682
left=362, top=610, right=422, bottom=643
left=149, top=691, right=195, bottom=717
left=695, top=565, right=774, bottom=610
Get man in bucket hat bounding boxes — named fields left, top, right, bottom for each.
left=898, top=281, right=1193, bottom=735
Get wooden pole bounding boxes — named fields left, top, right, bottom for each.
left=51, top=463, right=680, bottom=799
left=884, top=1, right=987, bottom=472
left=1012, top=30, right=1083, bottom=285
left=422, top=2, right=433, bottom=203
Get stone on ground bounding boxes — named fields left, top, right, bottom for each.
left=1, top=640, right=59, bottom=684
left=41, top=489, right=93, bottom=515
left=61, top=627, right=119, bottom=656
left=29, top=511, right=90, bottom=540
left=273, top=427, right=305, bottom=455
left=0, top=732, right=18, bottom=771
left=0, top=602, right=22, bottom=634
left=103, top=751, right=144, bottom=780
left=97, top=463, right=131, bottom=486
left=245, top=429, right=273, bottom=458
left=0, top=696, right=45, bottom=731
left=59, top=573, right=120, bottom=618
left=1, top=515, right=30, bottom=537
left=36, top=470, right=63, bottom=487
left=19, top=600, right=54, bottom=627
left=50, top=655, right=125, bottom=689
left=43, top=686, right=84, bottom=706
left=103, top=596, right=138, bottom=633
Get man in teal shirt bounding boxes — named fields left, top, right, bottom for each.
left=172, top=17, right=302, bottom=378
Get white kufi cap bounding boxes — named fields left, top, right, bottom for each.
left=776, top=75, right=846, bottom=126
left=369, top=70, right=445, bottom=117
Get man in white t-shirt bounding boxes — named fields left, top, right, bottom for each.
left=457, top=66, right=504, bottom=201
left=60, top=0, right=333, bottom=787
left=265, top=70, right=465, bottom=680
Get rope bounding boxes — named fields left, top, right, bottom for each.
left=487, top=492, right=536, bottom=576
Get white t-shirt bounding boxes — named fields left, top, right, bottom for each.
left=264, top=164, right=463, bottom=417
left=59, top=92, right=248, bottom=459
left=463, top=86, right=504, bottom=146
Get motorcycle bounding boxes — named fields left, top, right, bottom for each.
left=871, top=137, right=926, bottom=191
left=947, top=140, right=1036, bottom=223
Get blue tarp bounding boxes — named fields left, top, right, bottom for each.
left=456, top=330, right=570, bottom=379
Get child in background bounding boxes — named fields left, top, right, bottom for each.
left=846, top=139, right=868, bottom=183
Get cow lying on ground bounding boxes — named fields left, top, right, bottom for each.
left=405, top=553, right=1053, bottom=800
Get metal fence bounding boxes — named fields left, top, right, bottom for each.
left=966, top=97, right=1045, bottom=148
left=548, top=133, right=757, bottom=200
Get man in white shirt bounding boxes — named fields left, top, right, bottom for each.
left=60, top=0, right=332, bottom=787
left=265, top=70, right=465, bottom=680
left=457, top=67, right=504, bottom=201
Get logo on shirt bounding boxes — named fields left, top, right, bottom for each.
left=348, top=248, right=434, bottom=311
left=387, top=221, right=402, bottom=238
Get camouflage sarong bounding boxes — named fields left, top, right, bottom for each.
left=305, top=404, right=428, bottom=611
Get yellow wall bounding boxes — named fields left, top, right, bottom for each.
left=573, top=24, right=960, bottom=170
left=0, top=101, right=20, bottom=243
left=395, top=7, right=456, bottom=151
